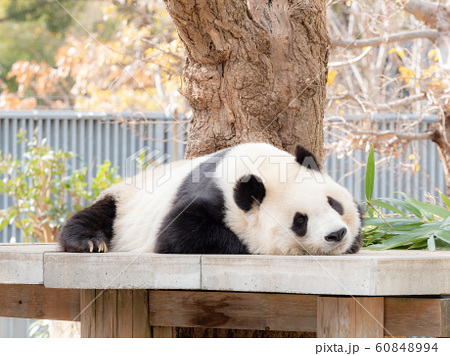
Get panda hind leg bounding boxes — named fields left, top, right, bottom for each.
left=58, top=195, right=117, bottom=253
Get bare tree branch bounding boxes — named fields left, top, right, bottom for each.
left=364, top=93, right=426, bottom=111
left=326, top=92, right=367, bottom=112
left=331, top=29, right=438, bottom=48
left=327, top=121, right=435, bottom=142
left=329, top=46, right=373, bottom=67
left=327, top=93, right=426, bottom=112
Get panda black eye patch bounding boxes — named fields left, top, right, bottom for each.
left=291, top=212, right=308, bottom=237
left=327, top=196, right=344, bottom=215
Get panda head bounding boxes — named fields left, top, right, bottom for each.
left=227, top=144, right=363, bottom=255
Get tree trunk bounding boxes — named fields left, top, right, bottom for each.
left=431, top=111, right=450, bottom=195
left=164, top=0, right=330, bottom=162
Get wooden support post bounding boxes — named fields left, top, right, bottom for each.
left=317, top=296, right=384, bottom=338
left=80, top=289, right=151, bottom=338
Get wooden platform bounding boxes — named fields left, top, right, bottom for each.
left=1, top=243, right=450, bottom=337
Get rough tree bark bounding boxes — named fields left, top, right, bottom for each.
left=164, top=0, right=330, bottom=163
left=431, top=113, right=450, bottom=195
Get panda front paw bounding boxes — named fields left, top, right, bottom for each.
left=59, top=232, right=110, bottom=253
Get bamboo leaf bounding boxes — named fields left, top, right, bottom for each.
left=364, top=217, right=414, bottom=226
left=434, top=230, right=450, bottom=249
left=366, top=226, right=438, bottom=250
left=408, top=238, right=429, bottom=250
left=365, top=144, right=375, bottom=202
left=438, top=190, right=450, bottom=209
left=371, top=199, right=408, bottom=217
left=383, top=198, right=423, bottom=219
left=406, top=200, right=450, bottom=219
left=434, top=229, right=450, bottom=242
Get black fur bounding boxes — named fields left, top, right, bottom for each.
left=291, top=212, right=308, bottom=237
left=294, top=145, right=320, bottom=171
left=154, top=149, right=250, bottom=254
left=345, top=203, right=364, bottom=254
left=327, top=196, right=344, bottom=216
left=233, top=174, right=266, bottom=212
left=58, top=195, right=116, bottom=252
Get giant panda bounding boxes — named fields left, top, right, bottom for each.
left=59, top=143, right=362, bottom=255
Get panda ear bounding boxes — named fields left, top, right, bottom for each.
left=233, top=174, right=266, bottom=212
left=294, top=145, right=320, bottom=171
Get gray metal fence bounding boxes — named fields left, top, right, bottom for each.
left=0, top=110, right=187, bottom=243
left=0, top=318, right=31, bottom=338
left=325, top=114, right=445, bottom=203
left=0, top=110, right=446, bottom=243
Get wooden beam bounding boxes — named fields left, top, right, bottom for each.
left=152, top=326, right=174, bottom=337
left=384, top=297, right=450, bottom=337
left=149, top=290, right=317, bottom=332
left=317, top=296, right=384, bottom=337
left=2, top=285, right=448, bottom=338
left=80, top=290, right=96, bottom=337
left=149, top=291, right=450, bottom=337
left=0, top=284, right=80, bottom=321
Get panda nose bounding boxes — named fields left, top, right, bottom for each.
left=325, top=227, right=347, bottom=242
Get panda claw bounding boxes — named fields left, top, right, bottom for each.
left=96, top=241, right=108, bottom=253
left=88, top=240, right=94, bottom=253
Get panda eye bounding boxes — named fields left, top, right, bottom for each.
left=292, top=212, right=308, bottom=237
left=328, top=196, right=344, bottom=216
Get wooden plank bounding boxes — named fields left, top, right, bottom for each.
left=338, top=297, right=356, bottom=337
left=317, top=297, right=384, bottom=337
left=102, top=289, right=118, bottom=338
left=0, top=284, right=79, bottom=321
left=440, top=298, right=450, bottom=337
left=152, top=326, right=174, bottom=338
left=173, top=327, right=315, bottom=338
left=95, top=290, right=106, bottom=337
left=355, top=297, right=384, bottom=338
left=132, top=290, right=151, bottom=337
left=117, top=290, right=133, bottom=338
left=317, top=296, right=338, bottom=337
left=80, top=290, right=96, bottom=338
left=384, top=297, right=446, bottom=337
left=149, top=291, right=317, bottom=332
